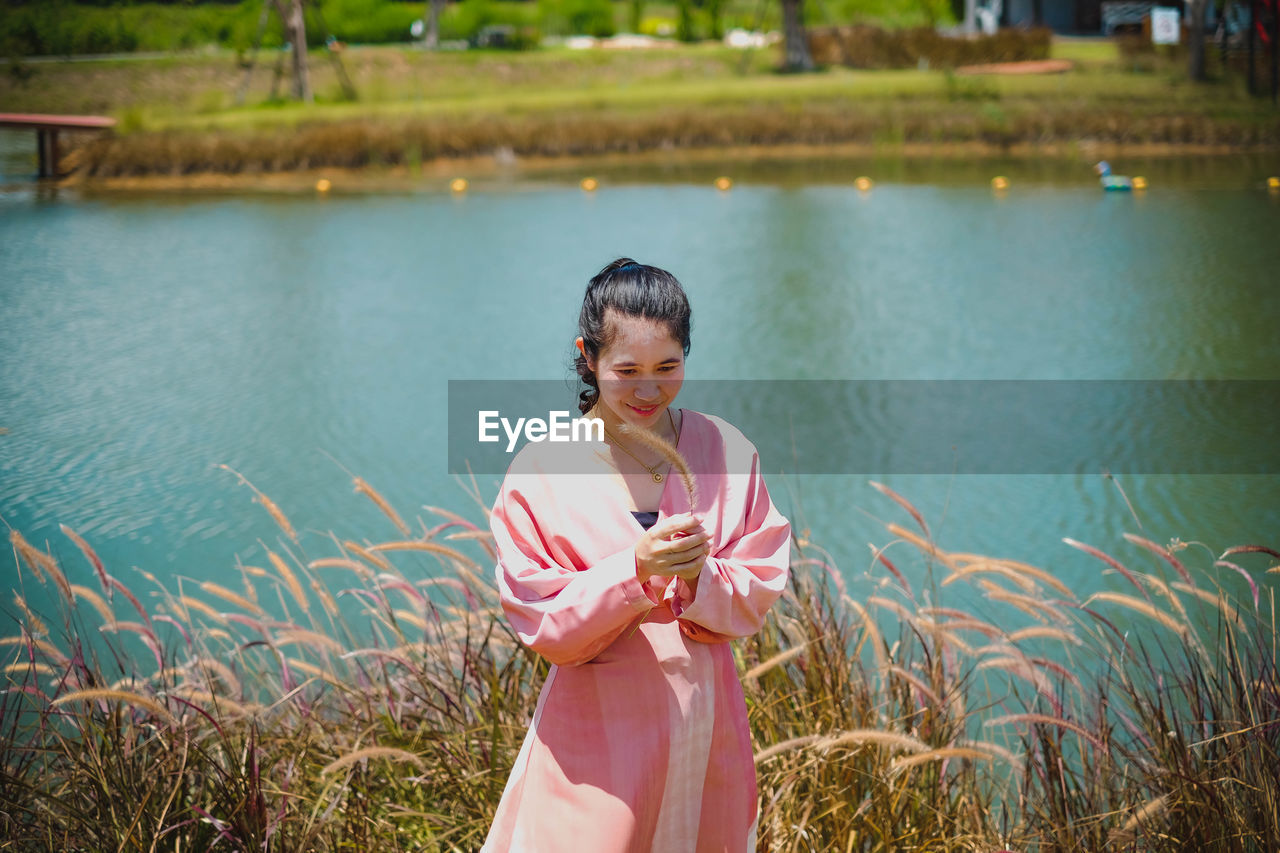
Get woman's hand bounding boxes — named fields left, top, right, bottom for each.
left=635, top=513, right=710, bottom=586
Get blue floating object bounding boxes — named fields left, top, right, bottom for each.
left=1095, top=160, right=1133, bottom=192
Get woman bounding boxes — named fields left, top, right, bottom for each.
left=482, top=258, right=791, bottom=852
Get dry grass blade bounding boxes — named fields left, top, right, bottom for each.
left=985, top=713, right=1104, bottom=749
left=267, top=548, right=310, bottom=613
left=870, top=481, right=931, bottom=539
left=308, top=557, right=375, bottom=578
left=320, top=746, right=425, bottom=776
left=216, top=463, right=298, bottom=542
left=1172, top=582, right=1243, bottom=628
left=51, top=688, right=176, bottom=725
left=1110, top=793, right=1170, bottom=842
left=884, top=664, right=942, bottom=705
left=743, top=644, right=808, bottom=683
left=617, top=421, right=698, bottom=509
left=342, top=540, right=393, bottom=570
left=69, top=583, right=114, bottom=623
left=178, top=595, right=227, bottom=624
left=354, top=476, right=412, bottom=537
left=199, top=581, right=265, bottom=616
left=10, top=531, right=74, bottom=603
left=12, top=592, right=47, bottom=637
left=1221, top=544, right=1280, bottom=560
left=1084, top=591, right=1187, bottom=636
left=273, top=628, right=343, bottom=654
left=846, top=596, right=887, bottom=672
left=4, top=661, right=60, bottom=677
left=367, top=540, right=481, bottom=571
left=422, top=504, right=482, bottom=531
left=1213, top=559, right=1259, bottom=608
left=887, top=523, right=956, bottom=568
left=946, top=560, right=1038, bottom=593
left=756, top=728, right=932, bottom=765
left=1007, top=626, right=1081, bottom=646
left=1124, top=533, right=1194, bottom=586
left=1063, top=537, right=1149, bottom=600
left=890, top=747, right=994, bottom=773
left=59, top=523, right=111, bottom=596
left=0, top=635, right=68, bottom=664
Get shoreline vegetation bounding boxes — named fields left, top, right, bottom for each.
left=3, top=472, right=1279, bottom=850
left=3, top=39, right=1279, bottom=188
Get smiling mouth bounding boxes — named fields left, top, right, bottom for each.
left=628, top=403, right=661, bottom=415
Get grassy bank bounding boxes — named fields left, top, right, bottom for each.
left=3, top=40, right=1277, bottom=183
left=3, top=474, right=1278, bottom=850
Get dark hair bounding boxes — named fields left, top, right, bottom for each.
left=574, top=258, right=692, bottom=415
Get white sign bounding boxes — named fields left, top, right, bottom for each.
left=1151, top=7, right=1180, bottom=44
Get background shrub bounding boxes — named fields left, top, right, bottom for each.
left=809, top=25, right=1052, bottom=69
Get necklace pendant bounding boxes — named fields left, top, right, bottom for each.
left=652, top=472, right=664, bottom=483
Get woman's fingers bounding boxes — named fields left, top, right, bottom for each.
left=664, top=531, right=709, bottom=557
left=653, top=514, right=703, bottom=539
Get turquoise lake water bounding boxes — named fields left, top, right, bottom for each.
left=2, top=151, right=1278, bottom=632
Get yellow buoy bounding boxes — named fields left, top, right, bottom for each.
left=581, top=177, right=599, bottom=192
left=315, top=178, right=331, bottom=193
left=450, top=178, right=469, bottom=193
left=1132, top=176, right=1148, bottom=190
left=854, top=176, right=873, bottom=192
left=991, top=176, right=1009, bottom=191
left=1268, top=176, right=1280, bottom=191
left=714, top=176, right=733, bottom=191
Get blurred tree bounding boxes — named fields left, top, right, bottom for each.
left=1187, top=0, right=1210, bottom=80
left=423, top=0, right=444, bottom=47
left=273, top=0, right=312, bottom=101
left=781, top=0, right=814, bottom=70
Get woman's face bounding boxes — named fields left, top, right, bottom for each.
left=580, top=310, right=685, bottom=431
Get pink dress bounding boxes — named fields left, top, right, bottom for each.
left=482, top=410, right=791, bottom=853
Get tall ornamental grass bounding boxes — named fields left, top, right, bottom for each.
left=3, top=473, right=1277, bottom=850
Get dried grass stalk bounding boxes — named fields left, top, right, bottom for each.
left=69, top=584, right=114, bottom=623
left=985, top=713, right=1104, bottom=749
left=343, top=540, right=393, bottom=571
left=12, top=593, right=47, bottom=637
left=1084, top=591, right=1187, bottom=636
left=617, top=421, right=698, bottom=509
left=199, top=581, right=265, bottom=616
left=368, top=540, right=481, bottom=571
left=890, top=747, right=994, bottom=772
left=743, top=644, right=807, bottom=683
left=59, top=523, right=111, bottom=597
left=320, top=746, right=425, bottom=776
left=217, top=463, right=298, bottom=542
left=354, top=477, right=412, bottom=537
left=178, top=595, right=227, bottom=624
left=10, top=531, right=74, bottom=603
left=51, top=688, right=176, bottom=725
left=267, top=549, right=310, bottom=613
left=869, top=481, right=931, bottom=539
left=1110, top=793, right=1170, bottom=842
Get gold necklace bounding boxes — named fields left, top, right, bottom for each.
left=603, top=409, right=677, bottom=484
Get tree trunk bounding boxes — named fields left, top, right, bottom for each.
left=780, top=0, right=814, bottom=71
left=286, top=0, right=312, bottom=103
left=1187, top=0, right=1208, bottom=81
left=963, top=0, right=977, bottom=33
left=425, top=0, right=443, bottom=49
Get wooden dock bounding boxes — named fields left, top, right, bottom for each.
left=0, top=113, right=116, bottom=179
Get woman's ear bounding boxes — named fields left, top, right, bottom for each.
left=575, top=337, right=595, bottom=370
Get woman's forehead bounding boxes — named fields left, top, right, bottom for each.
left=600, top=312, right=683, bottom=359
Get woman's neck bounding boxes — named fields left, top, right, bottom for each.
left=591, top=405, right=680, bottom=446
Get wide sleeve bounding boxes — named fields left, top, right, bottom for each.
left=491, top=477, right=658, bottom=667
left=668, top=437, right=791, bottom=644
